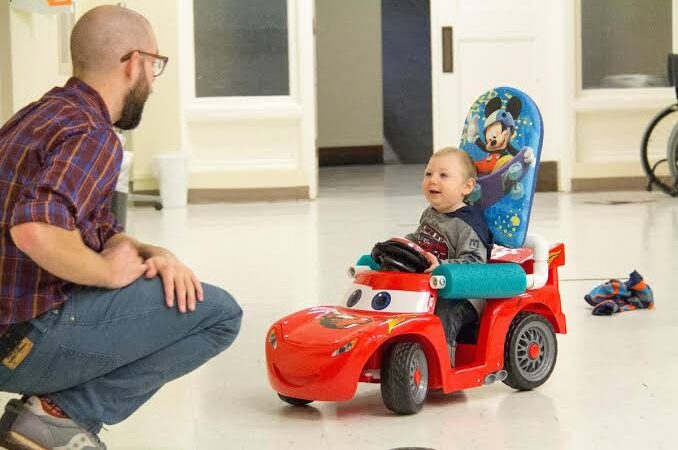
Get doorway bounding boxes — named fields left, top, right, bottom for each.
left=382, top=0, right=432, bottom=164
left=315, top=0, right=433, bottom=168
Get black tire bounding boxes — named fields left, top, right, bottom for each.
left=277, top=393, right=313, bottom=406
left=668, top=122, right=678, bottom=181
left=381, top=342, right=428, bottom=415
left=503, top=313, right=557, bottom=391
left=640, top=103, right=678, bottom=195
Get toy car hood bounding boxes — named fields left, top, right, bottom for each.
left=277, top=306, right=421, bottom=346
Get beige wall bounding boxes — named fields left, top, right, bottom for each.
left=316, top=0, right=383, bottom=148
left=125, top=0, right=182, bottom=189
left=4, top=0, right=317, bottom=195
left=0, top=1, right=13, bottom=123
left=4, top=8, right=68, bottom=114
left=575, top=104, right=673, bottom=179
left=76, top=1, right=182, bottom=189
left=6, top=0, right=667, bottom=192
left=2, top=1, right=181, bottom=190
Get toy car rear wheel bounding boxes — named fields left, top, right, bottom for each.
left=503, top=312, right=557, bottom=391
left=381, top=342, right=428, bottom=415
left=277, top=393, right=313, bottom=406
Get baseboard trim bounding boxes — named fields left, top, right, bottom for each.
left=130, top=187, right=309, bottom=204
left=319, top=145, right=383, bottom=166
left=188, top=187, right=309, bottom=203
left=571, top=176, right=657, bottom=192
left=536, top=161, right=558, bottom=192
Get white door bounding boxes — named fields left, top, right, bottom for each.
left=430, top=0, right=547, bottom=152
left=181, top=0, right=318, bottom=198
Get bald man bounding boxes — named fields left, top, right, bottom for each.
left=0, top=6, right=242, bottom=449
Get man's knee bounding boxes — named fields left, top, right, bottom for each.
left=202, top=284, right=243, bottom=350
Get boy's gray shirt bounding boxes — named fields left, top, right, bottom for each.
left=406, top=206, right=489, bottom=265
left=406, top=206, right=491, bottom=313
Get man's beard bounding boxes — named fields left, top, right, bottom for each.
left=114, top=75, right=150, bottom=130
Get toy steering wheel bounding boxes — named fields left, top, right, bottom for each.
left=371, top=237, right=430, bottom=273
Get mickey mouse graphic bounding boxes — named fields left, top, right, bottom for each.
left=461, top=94, right=537, bottom=210
left=465, top=96, right=534, bottom=176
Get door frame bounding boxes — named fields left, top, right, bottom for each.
left=429, top=0, right=456, bottom=154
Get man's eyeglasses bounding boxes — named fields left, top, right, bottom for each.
left=120, top=50, right=169, bottom=77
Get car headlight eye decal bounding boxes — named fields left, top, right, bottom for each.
left=268, top=329, right=278, bottom=349
left=371, top=291, right=391, bottom=310
left=346, top=289, right=362, bottom=307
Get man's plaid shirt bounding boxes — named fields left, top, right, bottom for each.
left=0, top=78, right=123, bottom=334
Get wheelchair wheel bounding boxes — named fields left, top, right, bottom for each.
left=640, top=103, right=678, bottom=196
left=668, top=122, right=678, bottom=181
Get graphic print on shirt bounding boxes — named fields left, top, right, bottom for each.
left=416, top=224, right=449, bottom=261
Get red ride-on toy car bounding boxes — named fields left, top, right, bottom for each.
left=266, top=87, right=566, bottom=414
left=265, top=236, right=567, bottom=414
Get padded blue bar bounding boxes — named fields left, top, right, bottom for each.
left=432, top=263, right=526, bottom=299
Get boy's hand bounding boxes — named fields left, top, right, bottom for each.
left=424, top=252, right=440, bottom=273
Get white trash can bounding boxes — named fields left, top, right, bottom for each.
left=152, top=153, right=188, bottom=208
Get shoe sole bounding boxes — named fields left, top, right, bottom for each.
left=0, top=431, right=47, bottom=450
left=0, top=399, right=23, bottom=444
left=0, top=400, right=46, bottom=450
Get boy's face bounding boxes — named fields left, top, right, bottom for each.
left=422, top=154, right=476, bottom=213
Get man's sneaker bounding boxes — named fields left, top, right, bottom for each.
left=0, top=396, right=106, bottom=450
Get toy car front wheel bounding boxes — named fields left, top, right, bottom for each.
left=277, top=393, right=313, bottom=406
left=503, top=312, right=557, bottom=391
left=381, top=342, right=428, bottom=414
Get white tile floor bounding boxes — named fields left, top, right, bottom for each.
left=3, top=165, right=677, bottom=449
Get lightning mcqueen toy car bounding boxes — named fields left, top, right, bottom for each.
left=265, top=238, right=566, bottom=414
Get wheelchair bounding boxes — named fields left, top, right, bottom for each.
left=640, top=53, right=678, bottom=196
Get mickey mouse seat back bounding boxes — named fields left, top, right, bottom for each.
left=459, top=87, right=544, bottom=249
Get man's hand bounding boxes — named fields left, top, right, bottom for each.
left=100, top=240, right=147, bottom=288
left=143, top=255, right=204, bottom=313
left=105, top=235, right=204, bottom=313
left=424, top=252, right=440, bottom=273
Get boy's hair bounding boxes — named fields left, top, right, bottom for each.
left=431, top=147, right=477, bottom=180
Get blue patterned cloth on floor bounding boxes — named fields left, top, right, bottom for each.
left=584, top=270, right=654, bottom=316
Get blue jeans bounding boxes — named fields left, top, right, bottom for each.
left=0, top=277, right=243, bottom=434
left=434, top=298, right=478, bottom=345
